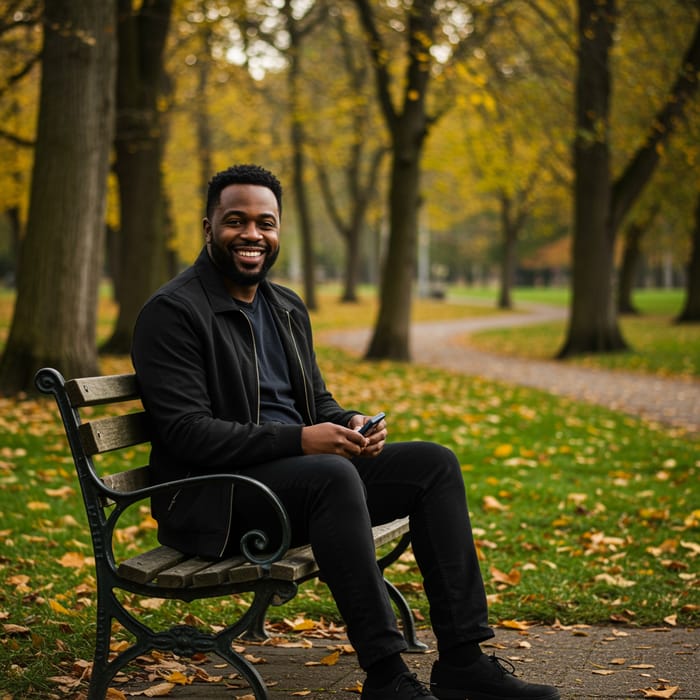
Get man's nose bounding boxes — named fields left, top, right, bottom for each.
left=242, top=221, right=263, bottom=238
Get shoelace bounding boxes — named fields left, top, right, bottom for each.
left=485, top=654, right=517, bottom=677
left=395, top=672, right=434, bottom=697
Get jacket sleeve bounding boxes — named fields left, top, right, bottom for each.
left=132, top=293, right=304, bottom=473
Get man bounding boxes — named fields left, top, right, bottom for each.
left=131, top=164, right=560, bottom=700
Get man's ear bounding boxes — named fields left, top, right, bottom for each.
left=203, top=218, right=212, bottom=243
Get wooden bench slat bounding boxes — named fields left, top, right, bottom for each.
left=157, top=557, right=218, bottom=588
left=79, top=412, right=150, bottom=455
left=191, top=555, right=248, bottom=587
left=269, top=545, right=317, bottom=581
left=228, top=562, right=265, bottom=583
left=103, top=465, right=150, bottom=493
left=65, top=374, right=139, bottom=406
left=118, top=546, right=188, bottom=585
left=371, top=518, right=410, bottom=548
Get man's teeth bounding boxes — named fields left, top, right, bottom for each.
left=237, top=249, right=264, bottom=257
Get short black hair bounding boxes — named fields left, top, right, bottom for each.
left=206, top=164, right=283, bottom=220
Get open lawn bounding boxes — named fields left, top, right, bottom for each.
left=0, top=285, right=698, bottom=697
left=460, top=288, right=700, bottom=378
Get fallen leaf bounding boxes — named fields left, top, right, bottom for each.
left=49, top=599, right=74, bottom=616
left=482, top=495, right=508, bottom=512
left=640, top=686, right=679, bottom=698
left=499, top=619, right=531, bottom=630
left=491, top=568, right=521, bottom=586
left=320, top=650, right=340, bottom=666
left=143, top=682, right=175, bottom=697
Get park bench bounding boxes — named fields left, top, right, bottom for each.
left=35, top=367, right=427, bottom=700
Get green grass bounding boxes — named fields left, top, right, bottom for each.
left=455, top=288, right=700, bottom=378
left=1, top=349, right=698, bottom=697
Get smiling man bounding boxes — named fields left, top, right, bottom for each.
left=131, top=164, right=560, bottom=700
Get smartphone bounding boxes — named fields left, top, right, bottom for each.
left=358, top=411, right=386, bottom=436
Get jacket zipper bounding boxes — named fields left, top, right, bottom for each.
left=218, top=310, right=261, bottom=558
left=285, top=310, right=313, bottom=424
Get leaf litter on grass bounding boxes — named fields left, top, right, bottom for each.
left=1, top=352, right=698, bottom=697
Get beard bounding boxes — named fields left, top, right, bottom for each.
left=208, top=241, right=280, bottom=287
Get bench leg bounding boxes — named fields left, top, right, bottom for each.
left=239, top=579, right=298, bottom=642
left=384, top=578, right=429, bottom=653
left=86, top=585, right=276, bottom=700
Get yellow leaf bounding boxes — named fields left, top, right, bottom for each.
left=44, top=486, right=74, bottom=499
left=27, top=501, right=51, bottom=511
left=493, top=444, right=513, bottom=458
left=499, top=619, right=530, bottom=630
left=106, top=689, right=128, bottom=699
left=320, top=650, right=340, bottom=666
left=49, top=599, right=74, bottom=616
left=288, top=617, right=317, bottom=631
left=58, top=552, right=86, bottom=568
left=165, top=671, right=191, bottom=685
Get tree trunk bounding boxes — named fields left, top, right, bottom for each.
left=617, top=203, right=660, bottom=315
left=355, top=0, right=436, bottom=361
left=291, top=115, right=317, bottom=311
left=101, top=0, right=173, bottom=354
left=616, top=220, right=643, bottom=315
left=0, top=0, right=116, bottom=393
left=366, top=131, right=423, bottom=360
left=558, top=0, right=627, bottom=357
left=676, top=191, right=700, bottom=323
left=497, top=194, right=518, bottom=310
left=560, top=9, right=700, bottom=356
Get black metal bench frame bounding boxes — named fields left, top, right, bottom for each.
left=35, top=367, right=427, bottom=700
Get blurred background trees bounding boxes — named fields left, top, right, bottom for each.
left=0, top=0, right=698, bottom=391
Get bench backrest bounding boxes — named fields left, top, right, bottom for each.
left=35, top=367, right=152, bottom=515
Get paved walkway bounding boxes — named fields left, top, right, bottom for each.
left=321, top=303, right=700, bottom=436
left=120, top=626, right=699, bottom=699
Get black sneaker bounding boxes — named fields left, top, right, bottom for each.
left=430, top=655, right=560, bottom=700
left=362, top=671, right=439, bottom=699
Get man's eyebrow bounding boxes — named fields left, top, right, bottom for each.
left=222, top=208, right=277, bottom=220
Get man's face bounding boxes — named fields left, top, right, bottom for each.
left=204, top=183, right=280, bottom=295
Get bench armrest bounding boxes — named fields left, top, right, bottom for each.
left=100, top=472, right=292, bottom=568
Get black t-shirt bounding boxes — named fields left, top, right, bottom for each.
left=235, top=294, right=305, bottom=425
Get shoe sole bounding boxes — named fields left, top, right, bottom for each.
left=433, top=688, right=561, bottom=700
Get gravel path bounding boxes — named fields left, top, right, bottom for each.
left=321, top=304, right=700, bottom=436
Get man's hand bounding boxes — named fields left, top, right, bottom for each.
left=301, top=422, right=368, bottom=457
left=348, top=414, right=387, bottom=458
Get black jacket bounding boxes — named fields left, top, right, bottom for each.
left=131, top=248, right=357, bottom=557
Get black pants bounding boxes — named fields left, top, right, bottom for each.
left=235, top=441, right=493, bottom=669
